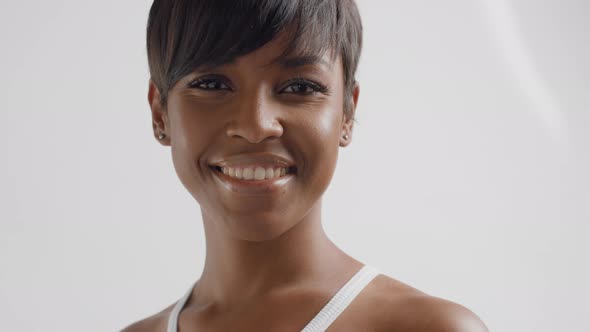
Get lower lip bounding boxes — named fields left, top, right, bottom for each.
left=209, top=166, right=296, bottom=195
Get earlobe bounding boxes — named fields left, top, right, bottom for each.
left=339, top=118, right=353, bottom=147
left=340, top=82, right=360, bottom=147
left=148, top=80, right=169, bottom=145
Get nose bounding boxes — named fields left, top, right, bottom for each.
left=225, top=90, right=284, bottom=143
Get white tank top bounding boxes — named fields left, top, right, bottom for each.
left=166, top=265, right=380, bottom=332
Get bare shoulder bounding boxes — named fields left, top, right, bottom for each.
left=367, top=275, right=489, bottom=332
left=120, top=303, right=175, bottom=332
left=386, top=294, right=490, bottom=332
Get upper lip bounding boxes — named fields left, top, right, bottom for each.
left=209, top=152, right=296, bottom=168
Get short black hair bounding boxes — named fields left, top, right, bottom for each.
left=146, top=0, right=363, bottom=117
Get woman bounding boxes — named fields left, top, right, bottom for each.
left=123, top=0, right=489, bottom=331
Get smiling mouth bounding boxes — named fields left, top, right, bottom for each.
left=209, top=165, right=297, bottom=181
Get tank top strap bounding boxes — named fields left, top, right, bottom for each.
left=300, top=265, right=380, bottom=332
left=167, top=265, right=380, bottom=332
left=166, top=281, right=196, bottom=332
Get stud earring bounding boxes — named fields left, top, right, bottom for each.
left=158, top=133, right=166, bottom=140
left=343, top=134, right=349, bottom=140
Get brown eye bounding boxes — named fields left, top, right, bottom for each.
left=189, top=77, right=231, bottom=91
left=283, top=83, right=314, bottom=94
left=281, top=78, right=329, bottom=95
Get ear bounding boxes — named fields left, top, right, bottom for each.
left=148, top=79, right=170, bottom=146
left=340, top=81, right=360, bottom=147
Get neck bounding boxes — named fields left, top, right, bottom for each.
left=191, top=200, right=360, bottom=310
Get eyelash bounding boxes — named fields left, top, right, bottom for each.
left=188, top=76, right=330, bottom=95
left=189, top=76, right=231, bottom=91
left=282, top=77, right=330, bottom=95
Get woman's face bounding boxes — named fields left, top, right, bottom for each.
left=149, top=34, right=358, bottom=241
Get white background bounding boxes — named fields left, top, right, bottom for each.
left=1, top=1, right=588, bottom=331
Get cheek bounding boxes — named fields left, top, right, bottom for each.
left=311, top=97, right=343, bottom=146
left=167, top=99, right=221, bottom=200
left=169, top=97, right=223, bottom=153
left=296, top=105, right=343, bottom=180
left=295, top=92, right=344, bottom=142
left=305, top=112, right=340, bottom=153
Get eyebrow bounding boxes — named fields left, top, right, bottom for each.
left=266, top=54, right=333, bottom=70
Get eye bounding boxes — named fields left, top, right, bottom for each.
left=281, top=78, right=329, bottom=95
left=189, top=76, right=232, bottom=91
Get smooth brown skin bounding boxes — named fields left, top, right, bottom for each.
left=123, top=34, right=489, bottom=332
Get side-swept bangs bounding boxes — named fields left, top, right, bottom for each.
left=147, top=0, right=362, bottom=115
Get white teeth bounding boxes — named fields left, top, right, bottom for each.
left=219, top=166, right=291, bottom=181
left=254, top=167, right=265, bottom=180
left=265, top=168, right=274, bottom=179
left=243, top=168, right=254, bottom=180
